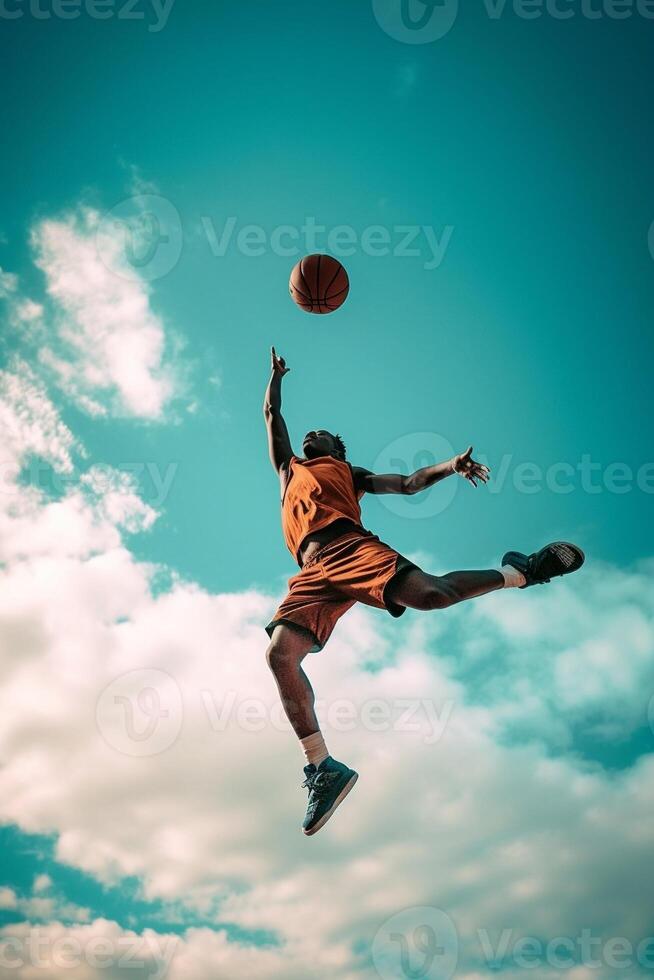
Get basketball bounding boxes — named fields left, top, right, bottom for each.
left=289, top=254, right=349, bottom=314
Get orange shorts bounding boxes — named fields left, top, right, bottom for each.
left=265, top=529, right=420, bottom=652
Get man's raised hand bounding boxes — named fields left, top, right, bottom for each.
left=271, top=346, right=290, bottom=376
left=452, top=446, right=490, bottom=488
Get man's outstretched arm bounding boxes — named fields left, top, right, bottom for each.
left=263, top=346, right=294, bottom=473
left=353, top=447, right=490, bottom=495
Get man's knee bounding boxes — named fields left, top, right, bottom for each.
left=266, top=640, right=287, bottom=674
left=265, top=629, right=308, bottom=673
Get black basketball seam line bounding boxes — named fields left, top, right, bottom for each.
left=316, top=253, right=322, bottom=313
left=290, top=281, right=312, bottom=302
left=322, top=263, right=342, bottom=303
left=299, top=260, right=314, bottom=310
left=290, top=283, right=312, bottom=301
left=324, top=283, right=349, bottom=301
left=294, top=257, right=347, bottom=310
left=297, top=301, right=331, bottom=314
left=297, top=286, right=348, bottom=312
left=298, top=261, right=314, bottom=310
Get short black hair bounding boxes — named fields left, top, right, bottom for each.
left=333, top=433, right=347, bottom=460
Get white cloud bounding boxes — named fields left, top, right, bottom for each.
left=33, top=875, right=52, bottom=894
left=10, top=896, right=91, bottom=924
left=0, top=359, right=79, bottom=474
left=31, top=208, right=177, bottom=419
left=0, top=266, right=18, bottom=297
left=0, top=879, right=90, bottom=927
left=0, top=888, right=18, bottom=910
left=1, top=487, right=654, bottom=980
left=0, top=921, right=225, bottom=980
left=1, top=919, right=636, bottom=980
left=0, top=269, right=45, bottom=343
left=1, top=321, right=653, bottom=979
left=15, top=299, right=43, bottom=322
left=443, top=561, right=654, bottom=746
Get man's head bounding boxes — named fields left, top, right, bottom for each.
left=303, top=430, right=347, bottom=461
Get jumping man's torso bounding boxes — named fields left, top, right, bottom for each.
left=295, top=517, right=361, bottom=565
left=279, top=456, right=365, bottom=567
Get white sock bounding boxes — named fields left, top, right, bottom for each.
left=500, top=564, right=527, bottom=589
left=301, top=731, right=329, bottom=768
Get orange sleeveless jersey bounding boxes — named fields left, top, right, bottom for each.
left=281, top=455, right=365, bottom=563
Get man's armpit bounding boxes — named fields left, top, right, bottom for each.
left=350, top=465, right=372, bottom=494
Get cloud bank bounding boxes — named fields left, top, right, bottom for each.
left=0, top=210, right=653, bottom=978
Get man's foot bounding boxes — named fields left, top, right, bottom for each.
left=301, top=756, right=358, bottom=836
left=502, top=541, right=585, bottom=588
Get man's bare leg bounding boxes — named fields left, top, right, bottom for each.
left=265, top=623, right=319, bottom=740
left=385, top=567, right=508, bottom=610
left=386, top=541, right=586, bottom=609
left=265, top=623, right=358, bottom=835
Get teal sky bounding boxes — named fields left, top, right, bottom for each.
left=1, top=2, right=654, bottom=977
left=2, top=0, right=653, bottom=595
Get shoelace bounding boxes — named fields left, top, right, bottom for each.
left=302, top=770, right=338, bottom=809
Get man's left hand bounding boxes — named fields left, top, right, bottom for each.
left=452, top=446, right=490, bottom=488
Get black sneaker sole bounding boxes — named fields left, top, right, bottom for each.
left=302, top=772, right=359, bottom=836
left=503, top=541, right=585, bottom=587
left=545, top=541, right=585, bottom=575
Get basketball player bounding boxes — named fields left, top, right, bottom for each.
left=264, top=348, right=584, bottom=835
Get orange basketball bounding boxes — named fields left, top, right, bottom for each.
left=289, top=254, right=349, bottom=314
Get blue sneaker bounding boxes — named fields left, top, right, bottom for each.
left=301, top=756, right=358, bottom=836
left=502, top=541, right=585, bottom=588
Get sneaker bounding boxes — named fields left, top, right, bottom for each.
left=301, top=756, right=358, bottom=836
left=502, top=541, right=585, bottom=588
